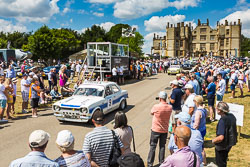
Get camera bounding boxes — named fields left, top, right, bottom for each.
left=155, top=97, right=159, bottom=100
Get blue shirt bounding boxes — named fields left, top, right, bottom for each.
left=9, top=151, right=59, bottom=167
left=168, top=126, right=203, bottom=163
left=6, top=68, right=16, bottom=78
left=207, top=82, right=216, bottom=95
left=192, top=79, right=200, bottom=95
left=191, top=108, right=207, bottom=133
left=170, top=88, right=184, bottom=110
left=31, top=84, right=40, bottom=99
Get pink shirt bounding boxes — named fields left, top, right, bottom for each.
left=151, top=101, right=172, bottom=133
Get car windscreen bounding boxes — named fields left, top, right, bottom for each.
left=170, top=65, right=180, bottom=68
left=74, top=87, right=104, bottom=97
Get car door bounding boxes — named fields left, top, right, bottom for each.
left=103, top=85, right=114, bottom=114
left=111, top=84, right=121, bottom=109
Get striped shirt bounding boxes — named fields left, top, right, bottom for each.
left=83, top=126, right=123, bottom=167
left=55, top=151, right=90, bottom=167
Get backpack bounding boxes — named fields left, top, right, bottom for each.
left=117, top=126, right=145, bottom=167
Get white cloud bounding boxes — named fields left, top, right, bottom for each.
left=143, top=32, right=166, bottom=54
left=70, top=19, right=73, bottom=23
left=99, top=22, right=115, bottom=32
left=0, top=0, right=59, bottom=23
left=93, top=12, right=104, bottom=17
left=220, top=9, right=250, bottom=37
left=62, top=8, right=70, bottom=14
left=144, top=15, right=186, bottom=32
left=88, top=0, right=119, bottom=4
left=62, top=0, right=75, bottom=15
left=0, top=19, right=27, bottom=32
left=113, top=0, right=200, bottom=19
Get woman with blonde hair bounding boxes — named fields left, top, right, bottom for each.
left=4, top=78, right=14, bottom=119
left=59, top=65, right=68, bottom=88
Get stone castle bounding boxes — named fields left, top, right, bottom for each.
left=152, top=19, right=241, bottom=58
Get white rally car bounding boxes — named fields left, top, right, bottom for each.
left=52, top=81, right=128, bottom=123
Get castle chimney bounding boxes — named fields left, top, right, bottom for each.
left=171, top=24, right=173, bottom=28
left=177, top=23, right=180, bottom=27
left=181, top=22, right=184, bottom=27
left=217, top=21, right=219, bottom=26
left=167, top=22, right=169, bottom=28
left=198, top=19, right=201, bottom=26
left=207, top=19, right=209, bottom=26
left=157, top=35, right=159, bottom=39
left=186, top=24, right=188, bottom=27
left=238, top=19, right=241, bottom=25
left=234, top=22, right=236, bottom=25
left=225, top=20, right=228, bottom=26
left=189, top=23, right=191, bottom=27
left=154, top=33, right=156, bottom=39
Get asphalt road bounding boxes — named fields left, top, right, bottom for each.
left=0, top=73, right=175, bottom=167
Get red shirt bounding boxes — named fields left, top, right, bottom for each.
left=151, top=101, right=172, bottom=133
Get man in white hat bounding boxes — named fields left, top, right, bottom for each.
left=147, top=91, right=172, bottom=167
left=182, top=84, right=196, bottom=116
left=55, top=130, right=90, bottom=167
left=169, top=80, right=184, bottom=131
left=9, top=130, right=59, bottom=167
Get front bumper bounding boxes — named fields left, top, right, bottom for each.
left=53, top=108, right=91, bottom=123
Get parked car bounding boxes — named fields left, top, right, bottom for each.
left=182, top=61, right=193, bottom=70
left=52, top=81, right=128, bottom=123
left=168, top=65, right=182, bottom=75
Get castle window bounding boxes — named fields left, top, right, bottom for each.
left=193, top=36, right=196, bottom=40
left=194, top=31, right=196, bottom=34
left=180, top=51, right=183, bottom=56
left=176, top=40, right=179, bottom=48
left=226, top=38, right=229, bottom=46
left=200, top=43, right=206, bottom=50
left=200, top=28, right=207, bottom=33
left=226, top=29, right=230, bottom=35
left=210, top=43, right=215, bottom=50
left=210, top=35, right=215, bottom=40
left=200, top=35, right=206, bottom=41
left=192, top=43, right=196, bottom=50
left=220, top=39, right=224, bottom=46
left=180, top=40, right=183, bottom=47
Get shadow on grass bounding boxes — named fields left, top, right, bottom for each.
left=204, top=140, right=215, bottom=148
left=207, top=157, right=216, bottom=164
left=240, top=133, right=250, bottom=139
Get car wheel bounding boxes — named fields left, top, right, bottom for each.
left=119, top=99, right=127, bottom=110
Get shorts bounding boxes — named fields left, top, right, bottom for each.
left=31, top=98, right=39, bottom=109
left=22, top=91, right=29, bottom=102
left=119, top=75, right=124, bottom=78
left=207, top=94, right=215, bottom=107
left=0, top=99, right=7, bottom=108
left=216, top=94, right=223, bottom=101
left=230, top=84, right=236, bottom=90
left=170, top=109, right=181, bottom=125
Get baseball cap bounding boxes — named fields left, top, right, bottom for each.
left=56, top=130, right=74, bottom=147
left=29, top=130, right=50, bottom=148
left=12, top=78, right=17, bottom=83
left=184, top=84, right=193, bottom=89
left=92, top=110, right=104, bottom=122
left=158, top=91, right=167, bottom=99
left=175, top=112, right=191, bottom=124
left=170, top=80, right=178, bottom=86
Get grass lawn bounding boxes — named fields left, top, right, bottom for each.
left=205, top=87, right=250, bottom=167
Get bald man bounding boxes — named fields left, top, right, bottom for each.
left=160, top=126, right=200, bottom=167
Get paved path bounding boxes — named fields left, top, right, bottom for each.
left=0, top=73, right=175, bottom=167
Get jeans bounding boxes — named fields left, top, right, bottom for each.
left=215, top=147, right=231, bottom=167
left=147, top=131, right=168, bottom=167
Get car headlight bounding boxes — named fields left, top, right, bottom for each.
left=80, top=107, right=88, bottom=114
left=53, top=105, right=60, bottom=111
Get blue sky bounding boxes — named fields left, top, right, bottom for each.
left=0, top=0, right=249, bottom=54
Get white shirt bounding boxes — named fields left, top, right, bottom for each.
left=12, top=84, right=17, bottom=96
left=76, top=64, right=81, bottom=72
left=182, top=93, right=196, bottom=113
left=112, top=68, right=117, bottom=76
left=216, top=79, right=226, bottom=96
left=118, top=66, right=124, bottom=75
left=0, top=84, right=6, bottom=100
left=21, top=79, right=30, bottom=93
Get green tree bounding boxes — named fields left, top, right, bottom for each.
left=106, top=24, right=130, bottom=43
left=241, top=35, right=250, bottom=57
left=118, top=31, right=144, bottom=56
left=7, top=31, right=30, bottom=49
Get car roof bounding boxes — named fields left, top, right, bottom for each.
left=78, top=81, right=118, bottom=88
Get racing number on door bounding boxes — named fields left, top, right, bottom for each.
left=108, top=98, right=112, bottom=109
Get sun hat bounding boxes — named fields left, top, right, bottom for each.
left=170, top=80, right=178, bottom=86
left=29, top=130, right=50, bottom=148
left=175, top=112, right=191, bottom=124
left=184, top=84, right=193, bottom=89
left=12, top=78, right=17, bottom=83
left=56, top=130, right=74, bottom=147
left=158, top=91, right=167, bottom=99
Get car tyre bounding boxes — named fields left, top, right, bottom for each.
left=119, top=99, right=127, bottom=110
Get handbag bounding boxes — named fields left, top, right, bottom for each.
left=109, top=130, right=122, bottom=167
